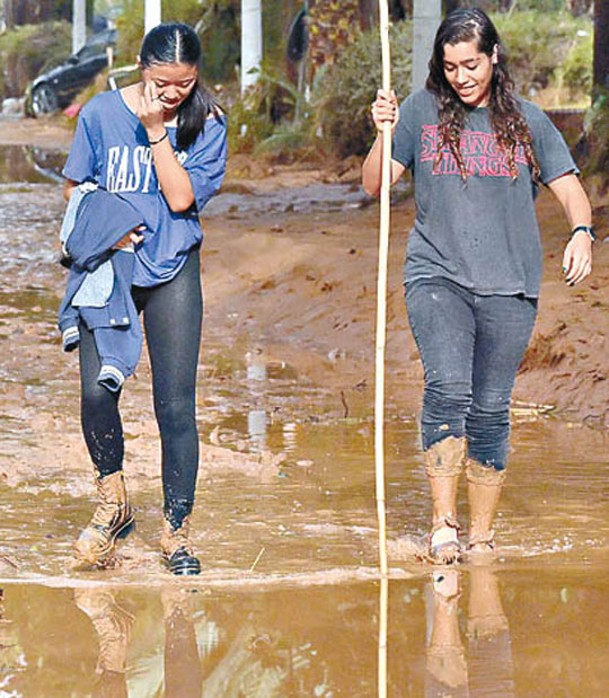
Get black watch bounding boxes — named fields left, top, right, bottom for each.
left=571, top=225, right=596, bottom=243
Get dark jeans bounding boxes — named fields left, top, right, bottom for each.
left=406, top=277, right=537, bottom=471
left=79, top=247, right=203, bottom=527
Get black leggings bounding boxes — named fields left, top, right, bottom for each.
left=79, top=248, right=203, bottom=528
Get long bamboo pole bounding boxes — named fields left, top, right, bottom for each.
left=375, top=0, right=392, bottom=581
left=376, top=5, right=392, bottom=697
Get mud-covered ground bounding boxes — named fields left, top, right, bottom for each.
left=1, top=117, right=609, bottom=696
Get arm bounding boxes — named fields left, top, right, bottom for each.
left=137, top=82, right=196, bottom=213
left=547, top=173, right=593, bottom=286
left=362, top=89, right=406, bottom=197
left=63, top=179, right=78, bottom=202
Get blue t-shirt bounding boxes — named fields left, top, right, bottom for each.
left=392, top=89, right=577, bottom=298
left=63, top=90, right=227, bottom=287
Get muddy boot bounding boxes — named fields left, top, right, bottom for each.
left=466, top=458, right=506, bottom=553
left=424, top=437, right=466, bottom=565
left=161, top=517, right=201, bottom=576
left=74, top=471, right=134, bottom=567
left=74, top=588, right=134, bottom=675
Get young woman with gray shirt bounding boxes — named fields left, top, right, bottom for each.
left=362, top=8, right=593, bottom=563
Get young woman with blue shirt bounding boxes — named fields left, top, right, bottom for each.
left=63, top=23, right=227, bottom=575
left=363, top=9, right=593, bottom=564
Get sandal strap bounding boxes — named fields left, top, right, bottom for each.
left=431, top=526, right=459, bottom=550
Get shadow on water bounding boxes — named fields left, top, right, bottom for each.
left=2, top=144, right=609, bottom=696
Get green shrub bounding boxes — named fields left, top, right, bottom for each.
left=115, top=0, right=206, bottom=65
left=0, top=22, right=71, bottom=100
left=561, top=26, right=593, bottom=98
left=493, top=11, right=592, bottom=98
left=583, top=92, right=609, bottom=181
left=314, top=21, right=413, bottom=158
left=225, top=66, right=305, bottom=155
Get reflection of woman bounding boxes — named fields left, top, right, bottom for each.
left=363, top=9, right=593, bottom=562
left=424, top=568, right=515, bottom=697
left=62, top=23, right=227, bottom=574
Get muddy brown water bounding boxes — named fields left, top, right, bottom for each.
left=1, top=144, right=609, bottom=696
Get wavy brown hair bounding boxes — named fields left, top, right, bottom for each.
left=426, top=8, right=540, bottom=182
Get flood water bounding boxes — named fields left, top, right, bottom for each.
left=1, top=142, right=609, bottom=696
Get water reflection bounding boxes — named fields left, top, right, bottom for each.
left=75, top=587, right=205, bottom=697
left=0, top=145, right=65, bottom=184
left=1, top=583, right=379, bottom=696
left=424, top=567, right=514, bottom=698
left=0, top=588, right=26, bottom=675
left=4, top=550, right=609, bottom=694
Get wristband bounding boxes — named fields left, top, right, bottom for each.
left=149, top=131, right=168, bottom=146
left=571, top=225, right=596, bottom=242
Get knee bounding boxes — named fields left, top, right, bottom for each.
left=155, top=397, right=196, bottom=434
left=469, top=391, right=511, bottom=426
left=81, top=383, right=117, bottom=416
left=424, top=381, right=471, bottom=415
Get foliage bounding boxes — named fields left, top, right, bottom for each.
left=115, top=0, right=207, bottom=66
left=561, top=24, right=594, bottom=97
left=583, top=91, right=609, bottom=182
left=0, top=22, right=71, bottom=100
left=307, top=0, right=360, bottom=75
left=313, top=21, right=413, bottom=158
left=493, top=11, right=592, bottom=98
left=225, top=66, right=312, bottom=158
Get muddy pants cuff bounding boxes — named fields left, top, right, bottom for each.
left=424, top=436, right=467, bottom=478
left=466, top=458, right=506, bottom=485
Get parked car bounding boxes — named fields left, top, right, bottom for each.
left=26, top=28, right=117, bottom=117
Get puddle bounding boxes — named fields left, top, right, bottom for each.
left=2, top=566, right=609, bottom=696
left=1, top=143, right=609, bottom=697
left=0, top=144, right=66, bottom=184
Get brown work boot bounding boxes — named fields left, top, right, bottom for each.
left=160, top=516, right=201, bottom=576
left=424, top=436, right=466, bottom=565
left=466, top=457, right=506, bottom=554
left=74, top=471, right=134, bottom=568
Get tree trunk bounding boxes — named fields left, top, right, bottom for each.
left=413, top=0, right=441, bottom=91
left=593, top=0, right=609, bottom=94
left=72, top=0, right=87, bottom=54
left=3, top=0, right=14, bottom=29
left=566, top=0, right=593, bottom=17
left=358, top=0, right=378, bottom=29
left=443, top=0, right=461, bottom=14
left=241, top=0, right=262, bottom=93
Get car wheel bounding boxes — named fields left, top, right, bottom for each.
left=31, top=84, right=58, bottom=117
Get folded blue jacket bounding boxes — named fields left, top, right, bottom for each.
left=57, top=187, right=146, bottom=392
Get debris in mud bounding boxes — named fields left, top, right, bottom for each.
left=388, top=534, right=427, bottom=561
left=201, top=444, right=286, bottom=483
left=0, top=555, right=18, bottom=571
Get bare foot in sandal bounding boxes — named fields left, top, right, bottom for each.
left=429, top=518, right=462, bottom=564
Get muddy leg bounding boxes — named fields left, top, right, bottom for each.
left=424, top=436, right=466, bottom=564
left=466, top=458, right=505, bottom=553
left=425, top=569, right=468, bottom=695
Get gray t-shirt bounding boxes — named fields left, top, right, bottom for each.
left=392, top=89, right=577, bottom=297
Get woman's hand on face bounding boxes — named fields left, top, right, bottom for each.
left=371, top=89, right=399, bottom=135
left=562, top=231, right=592, bottom=286
left=137, top=81, right=165, bottom=137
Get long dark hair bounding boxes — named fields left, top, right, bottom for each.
left=140, top=22, right=217, bottom=150
left=426, top=8, right=540, bottom=182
